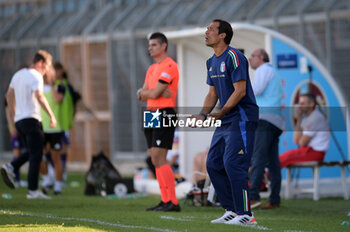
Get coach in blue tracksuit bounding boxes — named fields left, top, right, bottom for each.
left=192, top=19, right=258, bottom=225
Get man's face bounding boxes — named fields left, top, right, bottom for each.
left=148, top=39, right=165, bottom=58
left=43, top=65, right=56, bottom=84
left=40, top=59, right=52, bottom=76
left=249, top=50, right=263, bottom=70
left=298, top=96, right=314, bottom=114
left=205, top=21, right=222, bottom=47
left=55, top=67, right=64, bottom=80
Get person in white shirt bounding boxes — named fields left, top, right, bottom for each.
left=279, top=93, right=330, bottom=168
left=249, top=49, right=284, bottom=210
left=1, top=50, right=57, bottom=199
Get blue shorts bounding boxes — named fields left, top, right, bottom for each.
left=11, top=135, right=24, bottom=149
left=61, top=131, right=70, bottom=145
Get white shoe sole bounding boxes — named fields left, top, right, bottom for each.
left=1, top=165, right=16, bottom=189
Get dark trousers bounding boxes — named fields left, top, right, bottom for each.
left=250, top=120, right=282, bottom=204
left=206, top=121, right=257, bottom=215
left=11, top=118, right=44, bottom=191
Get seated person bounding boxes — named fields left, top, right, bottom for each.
left=187, top=148, right=212, bottom=206
left=192, top=148, right=209, bottom=185
left=279, top=93, right=330, bottom=168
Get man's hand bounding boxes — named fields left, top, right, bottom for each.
left=50, top=116, right=57, bottom=128
left=162, top=89, right=172, bottom=98
left=295, top=105, right=303, bottom=119
left=187, top=114, right=206, bottom=128
left=137, top=88, right=143, bottom=101
left=208, top=111, right=224, bottom=121
left=10, top=129, right=18, bottom=137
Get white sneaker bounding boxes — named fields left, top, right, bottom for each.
left=54, top=181, right=62, bottom=195
left=211, top=211, right=237, bottom=224
left=27, top=190, right=52, bottom=200
left=224, top=214, right=257, bottom=225
left=1, top=163, right=16, bottom=189
left=41, top=175, right=53, bottom=187
left=41, top=174, right=54, bottom=194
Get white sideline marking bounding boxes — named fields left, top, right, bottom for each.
left=283, top=230, right=312, bottom=232
left=160, top=216, right=194, bottom=221
left=240, top=225, right=271, bottom=231
left=258, top=217, right=302, bottom=221
left=160, top=215, right=271, bottom=231
left=0, top=210, right=181, bottom=232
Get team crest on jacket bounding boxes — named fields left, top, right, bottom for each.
left=220, top=61, right=225, bottom=72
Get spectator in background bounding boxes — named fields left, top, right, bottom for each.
left=248, top=49, right=284, bottom=210
left=186, top=148, right=210, bottom=207
left=53, top=62, right=76, bottom=182
left=192, top=148, right=209, bottom=185
left=40, top=65, right=65, bottom=195
left=1, top=50, right=56, bottom=199
left=279, top=93, right=330, bottom=169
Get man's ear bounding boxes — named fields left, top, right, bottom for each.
left=219, top=33, right=226, bottom=40
left=38, top=60, right=45, bottom=67
left=161, top=42, right=167, bottom=51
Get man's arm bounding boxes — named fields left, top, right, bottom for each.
left=137, top=82, right=148, bottom=101
left=209, top=80, right=246, bottom=120
left=298, top=134, right=312, bottom=147
left=6, top=88, right=16, bottom=131
left=5, top=105, right=17, bottom=136
left=190, top=86, right=218, bottom=121
left=34, top=90, right=57, bottom=128
left=201, top=86, right=219, bottom=114
left=51, top=85, right=64, bottom=103
left=293, top=108, right=312, bottom=147
left=138, top=81, right=170, bottom=101
left=252, top=67, right=272, bottom=96
left=293, top=109, right=303, bottom=145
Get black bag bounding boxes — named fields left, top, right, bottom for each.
left=84, top=151, right=121, bottom=196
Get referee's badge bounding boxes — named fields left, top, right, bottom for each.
left=220, top=61, right=225, bottom=72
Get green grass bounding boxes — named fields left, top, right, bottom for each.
left=0, top=173, right=349, bottom=232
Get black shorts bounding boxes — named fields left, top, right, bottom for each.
left=44, top=132, right=63, bottom=151
left=144, top=108, right=177, bottom=149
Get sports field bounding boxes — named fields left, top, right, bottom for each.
left=0, top=173, right=349, bottom=232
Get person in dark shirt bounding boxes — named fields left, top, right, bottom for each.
left=191, top=19, right=258, bottom=225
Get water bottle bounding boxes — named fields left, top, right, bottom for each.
left=2, top=193, right=12, bottom=199
left=341, top=221, right=350, bottom=226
